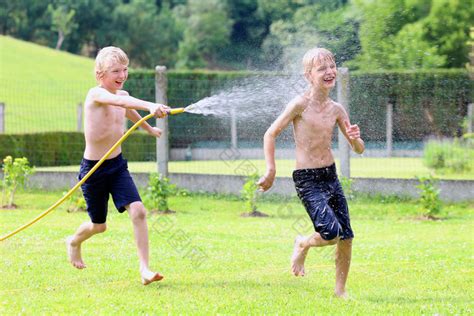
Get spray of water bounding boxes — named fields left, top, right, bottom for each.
left=183, top=74, right=309, bottom=119
left=181, top=37, right=326, bottom=119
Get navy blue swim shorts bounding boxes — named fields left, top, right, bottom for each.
left=78, top=154, right=141, bottom=224
left=292, top=163, right=354, bottom=240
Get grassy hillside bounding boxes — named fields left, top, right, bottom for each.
left=0, top=35, right=95, bottom=133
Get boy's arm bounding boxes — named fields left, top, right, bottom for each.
left=126, top=109, right=163, bottom=138
left=257, top=97, right=303, bottom=191
left=90, top=87, right=169, bottom=117
left=336, top=105, right=365, bottom=154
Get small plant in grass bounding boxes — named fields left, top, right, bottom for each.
left=423, top=138, right=473, bottom=173
left=416, top=175, right=442, bottom=219
left=145, top=172, right=177, bottom=214
left=339, top=176, right=354, bottom=200
left=240, top=173, right=268, bottom=217
left=1, top=156, right=35, bottom=209
left=64, top=189, right=86, bottom=213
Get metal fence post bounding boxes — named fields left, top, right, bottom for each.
left=386, top=103, right=393, bottom=157
left=468, top=103, right=473, bottom=134
left=77, top=102, right=83, bottom=132
left=155, top=66, right=169, bottom=177
left=231, top=106, right=237, bottom=150
left=337, top=68, right=350, bottom=178
left=0, top=103, right=4, bottom=133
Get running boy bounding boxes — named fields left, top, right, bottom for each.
left=257, top=48, right=364, bottom=298
left=66, top=46, right=170, bottom=285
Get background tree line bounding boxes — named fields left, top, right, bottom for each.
left=0, top=0, right=472, bottom=70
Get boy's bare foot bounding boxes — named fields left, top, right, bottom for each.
left=66, top=236, right=86, bottom=269
left=141, top=269, right=164, bottom=285
left=334, top=290, right=348, bottom=299
left=291, top=235, right=308, bottom=276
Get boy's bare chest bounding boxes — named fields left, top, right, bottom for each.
left=92, top=105, right=125, bottom=124
left=299, top=107, right=338, bottom=132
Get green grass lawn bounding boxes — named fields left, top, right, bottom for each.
left=0, top=35, right=95, bottom=133
left=1, top=190, right=473, bottom=314
left=37, top=157, right=474, bottom=179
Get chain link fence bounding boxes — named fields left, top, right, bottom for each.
left=0, top=70, right=472, bottom=180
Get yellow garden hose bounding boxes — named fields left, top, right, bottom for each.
left=0, top=108, right=185, bottom=242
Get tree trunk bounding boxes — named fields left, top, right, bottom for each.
left=55, top=31, right=64, bottom=50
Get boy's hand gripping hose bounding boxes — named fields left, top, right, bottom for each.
left=0, top=108, right=185, bottom=242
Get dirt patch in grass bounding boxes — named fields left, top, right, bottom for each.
left=1, top=204, right=18, bottom=210
left=241, top=210, right=269, bottom=217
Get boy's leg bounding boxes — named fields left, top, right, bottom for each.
left=127, top=201, right=163, bottom=285
left=67, top=222, right=107, bottom=269
left=334, top=238, right=352, bottom=298
left=291, top=232, right=338, bottom=276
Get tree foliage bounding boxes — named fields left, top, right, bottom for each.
left=112, top=0, right=181, bottom=68
left=351, top=0, right=473, bottom=70
left=47, top=4, right=77, bottom=50
left=175, top=0, right=233, bottom=68
left=0, top=0, right=471, bottom=70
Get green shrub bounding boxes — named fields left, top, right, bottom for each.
left=64, top=189, right=86, bottom=213
left=241, top=173, right=260, bottom=213
left=1, top=156, right=35, bottom=208
left=339, top=176, right=354, bottom=200
left=416, top=175, right=442, bottom=218
left=145, top=172, right=177, bottom=212
left=423, top=139, right=474, bottom=172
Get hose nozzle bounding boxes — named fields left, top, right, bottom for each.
left=168, top=107, right=185, bottom=115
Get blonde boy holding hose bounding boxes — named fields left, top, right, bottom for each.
left=257, top=48, right=364, bottom=298
left=67, top=46, right=169, bottom=285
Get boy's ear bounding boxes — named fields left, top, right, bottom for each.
left=304, top=71, right=312, bottom=83
left=95, top=71, right=103, bottom=81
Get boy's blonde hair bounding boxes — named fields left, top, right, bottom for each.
left=302, top=48, right=335, bottom=74
left=95, top=46, right=129, bottom=80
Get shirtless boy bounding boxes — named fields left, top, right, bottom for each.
left=66, top=46, right=170, bottom=285
left=257, top=48, right=364, bottom=298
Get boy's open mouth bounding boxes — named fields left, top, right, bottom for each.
left=324, top=77, right=335, bottom=83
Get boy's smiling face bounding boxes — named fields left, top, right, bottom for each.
left=99, top=62, right=128, bottom=92
left=307, top=58, right=337, bottom=89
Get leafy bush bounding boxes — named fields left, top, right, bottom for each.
left=423, top=139, right=474, bottom=172
left=1, top=156, right=35, bottom=208
left=416, top=175, right=442, bottom=218
left=241, top=173, right=260, bottom=213
left=145, top=172, right=177, bottom=212
left=339, top=176, right=354, bottom=200
left=64, top=189, right=86, bottom=213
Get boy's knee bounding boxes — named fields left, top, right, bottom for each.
left=92, top=223, right=107, bottom=233
left=130, top=202, right=147, bottom=221
left=327, top=237, right=339, bottom=245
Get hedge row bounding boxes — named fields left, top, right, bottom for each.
left=0, top=131, right=156, bottom=167
left=126, top=69, right=472, bottom=146
left=350, top=69, right=472, bottom=141
left=2, top=69, right=471, bottom=166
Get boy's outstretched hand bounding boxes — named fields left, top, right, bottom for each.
left=257, top=171, right=275, bottom=192
left=344, top=120, right=360, bottom=140
left=148, top=127, right=163, bottom=138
